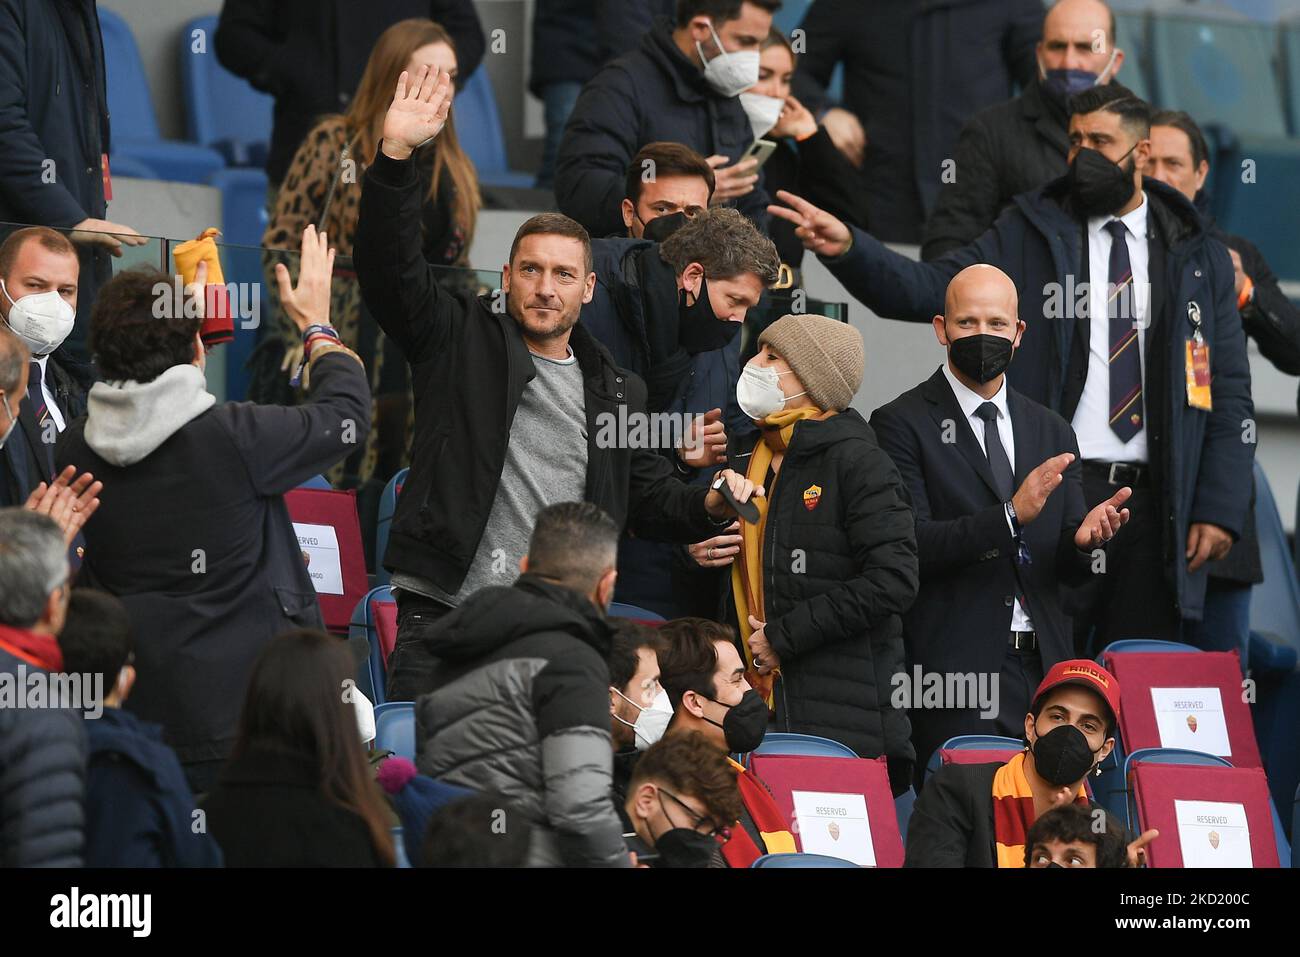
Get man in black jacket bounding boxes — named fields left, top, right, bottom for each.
left=0, top=229, right=94, bottom=510
left=1147, top=110, right=1300, bottom=661
left=0, top=0, right=147, bottom=358
left=356, top=67, right=758, bottom=675
left=411, top=502, right=632, bottom=867
left=57, top=226, right=369, bottom=793
left=554, top=0, right=780, bottom=239
left=922, top=0, right=1125, bottom=260
left=0, top=509, right=86, bottom=867
left=771, top=84, right=1254, bottom=650
left=215, top=0, right=485, bottom=186
left=871, top=265, right=1130, bottom=779
left=790, top=0, right=1043, bottom=244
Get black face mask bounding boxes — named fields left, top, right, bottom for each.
left=678, top=274, right=742, bottom=355
left=641, top=210, right=689, bottom=243
left=702, top=688, right=769, bottom=753
left=1030, top=723, right=1104, bottom=786
left=949, top=333, right=1014, bottom=384
left=1066, top=145, right=1138, bottom=219
left=653, top=827, right=717, bottom=868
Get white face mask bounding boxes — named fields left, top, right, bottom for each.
left=736, top=362, right=806, bottom=421
left=697, top=21, right=761, bottom=98
left=1, top=279, right=75, bottom=356
left=0, top=393, right=16, bottom=449
left=613, top=686, right=673, bottom=751
left=739, top=92, right=784, bottom=141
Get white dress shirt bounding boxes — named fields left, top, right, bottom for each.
left=1072, top=191, right=1150, bottom=463
left=941, top=362, right=1034, bottom=632
left=32, top=354, right=66, bottom=431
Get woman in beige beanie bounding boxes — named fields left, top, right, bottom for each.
left=719, top=312, right=920, bottom=793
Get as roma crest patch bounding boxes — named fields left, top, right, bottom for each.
left=802, top=485, right=822, bottom=511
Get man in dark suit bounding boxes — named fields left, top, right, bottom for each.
left=0, top=228, right=92, bottom=509
left=871, top=265, right=1131, bottom=779
left=772, top=83, right=1254, bottom=652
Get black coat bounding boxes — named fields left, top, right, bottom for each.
left=215, top=0, right=485, bottom=184
left=823, top=177, right=1255, bottom=620
left=791, top=0, right=1042, bottom=243
left=529, top=0, right=676, bottom=94
left=0, top=0, right=113, bottom=357
left=203, top=745, right=386, bottom=867
left=354, top=148, right=722, bottom=593
left=870, top=369, right=1093, bottom=760
left=735, top=410, right=918, bottom=769
left=56, top=354, right=371, bottom=765
left=764, top=128, right=869, bottom=271
left=554, top=17, right=769, bottom=239
left=0, top=350, right=92, bottom=508
left=922, top=80, right=1070, bottom=261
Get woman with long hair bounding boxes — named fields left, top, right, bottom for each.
left=203, top=629, right=395, bottom=867
left=261, top=17, right=482, bottom=494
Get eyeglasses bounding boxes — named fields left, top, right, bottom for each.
left=659, top=788, right=728, bottom=840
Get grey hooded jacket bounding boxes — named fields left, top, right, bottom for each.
left=412, top=575, right=630, bottom=868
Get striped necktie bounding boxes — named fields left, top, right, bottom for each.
left=26, top=359, right=55, bottom=475
left=1104, top=219, right=1143, bottom=442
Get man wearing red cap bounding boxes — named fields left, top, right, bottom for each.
left=905, top=659, right=1156, bottom=867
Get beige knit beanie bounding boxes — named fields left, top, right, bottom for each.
left=759, top=314, right=865, bottom=412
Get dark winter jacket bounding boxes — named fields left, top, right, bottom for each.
left=0, top=634, right=87, bottom=867
left=56, top=353, right=371, bottom=765
left=215, top=0, right=485, bottom=183
left=203, top=744, right=387, bottom=867
left=734, top=410, right=918, bottom=771
left=554, top=17, right=768, bottom=239
left=83, top=707, right=223, bottom=867
left=922, top=79, right=1071, bottom=260
left=822, top=176, right=1255, bottom=620
left=410, top=574, right=632, bottom=868
left=792, top=0, right=1042, bottom=243
left=355, top=148, right=722, bottom=593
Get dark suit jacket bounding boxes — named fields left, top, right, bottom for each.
left=870, top=367, right=1094, bottom=683
left=0, top=352, right=89, bottom=508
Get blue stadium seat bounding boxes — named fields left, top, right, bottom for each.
left=297, top=474, right=332, bottom=490
left=180, top=16, right=274, bottom=167
left=107, top=154, right=159, bottom=180
left=895, top=787, right=916, bottom=844
left=1252, top=462, right=1300, bottom=653
left=205, top=167, right=270, bottom=401
left=1098, top=638, right=1202, bottom=657
left=751, top=731, right=858, bottom=760
left=750, top=852, right=858, bottom=867
left=1293, top=783, right=1299, bottom=860
left=375, top=468, right=408, bottom=585
left=375, top=701, right=416, bottom=760
left=924, top=734, right=1023, bottom=784
left=99, top=10, right=226, bottom=185
left=349, top=586, right=396, bottom=705
left=1284, top=17, right=1300, bottom=134
left=1114, top=12, right=1152, bottom=103
left=607, top=602, right=666, bottom=622
left=1124, top=748, right=1291, bottom=866
left=456, top=68, right=535, bottom=188
left=392, top=826, right=412, bottom=868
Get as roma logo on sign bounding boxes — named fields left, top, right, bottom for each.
left=803, top=485, right=822, bottom=511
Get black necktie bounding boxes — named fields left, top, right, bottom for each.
left=1104, top=219, right=1143, bottom=441
left=975, top=401, right=1013, bottom=501
left=26, top=359, right=54, bottom=476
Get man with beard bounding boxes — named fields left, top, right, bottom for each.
left=354, top=66, right=759, bottom=692
left=770, top=82, right=1252, bottom=651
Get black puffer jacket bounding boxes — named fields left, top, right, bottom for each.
left=0, top=643, right=87, bottom=867
left=735, top=411, right=918, bottom=775
left=412, top=575, right=630, bottom=868
left=921, top=80, right=1070, bottom=261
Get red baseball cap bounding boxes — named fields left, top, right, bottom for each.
left=1032, top=659, right=1121, bottom=730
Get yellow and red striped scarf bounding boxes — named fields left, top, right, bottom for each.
left=991, top=751, right=1089, bottom=867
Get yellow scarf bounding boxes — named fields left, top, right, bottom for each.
left=991, top=751, right=1089, bottom=867
left=731, top=407, right=825, bottom=705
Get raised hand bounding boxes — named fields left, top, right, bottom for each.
left=706, top=154, right=760, bottom=204
left=767, top=189, right=853, bottom=258
left=381, top=65, right=453, bottom=161
left=274, top=225, right=337, bottom=333
left=1075, top=486, right=1132, bottom=549
left=1011, top=452, right=1074, bottom=525
left=25, top=465, right=102, bottom=545
left=680, top=407, right=728, bottom=469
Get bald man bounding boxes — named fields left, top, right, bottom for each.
left=923, top=0, right=1125, bottom=260
left=870, top=265, right=1130, bottom=784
